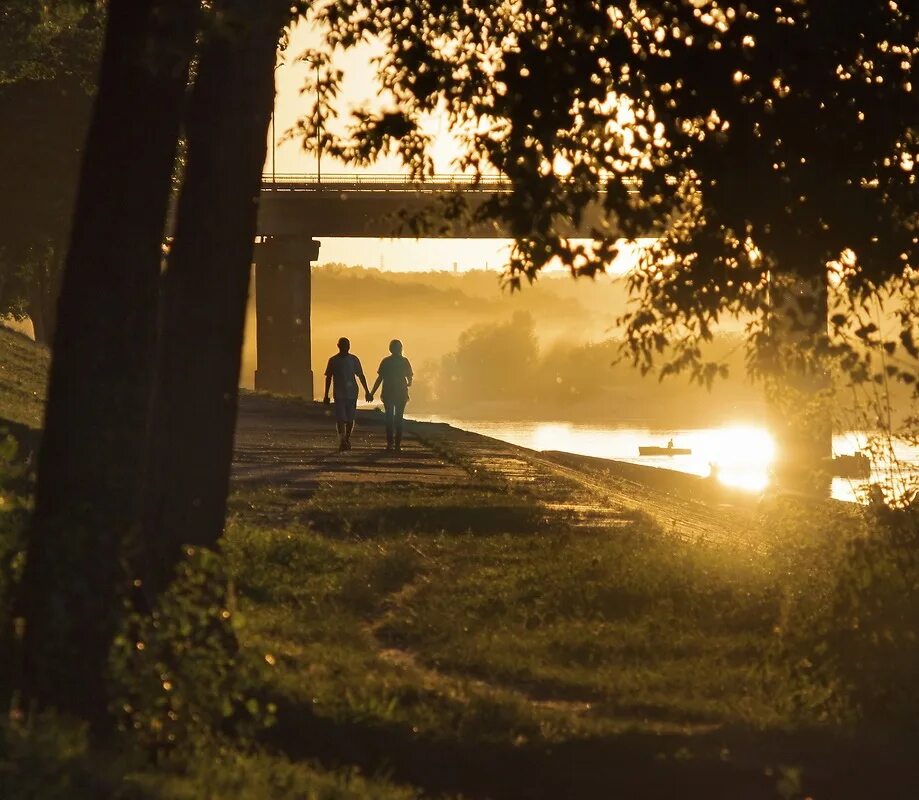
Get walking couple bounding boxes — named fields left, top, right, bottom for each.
left=323, top=337, right=413, bottom=452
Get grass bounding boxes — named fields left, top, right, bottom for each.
left=0, top=326, right=49, bottom=430
left=217, top=473, right=919, bottom=800
left=0, top=715, right=423, bottom=800
left=2, top=324, right=918, bottom=797
left=226, top=482, right=787, bottom=740
left=217, top=477, right=833, bottom=800
left=0, top=329, right=449, bottom=799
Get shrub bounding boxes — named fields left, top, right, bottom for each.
left=0, top=714, right=143, bottom=800
left=778, top=499, right=919, bottom=732
left=109, top=547, right=276, bottom=756
left=826, top=504, right=919, bottom=730
left=0, top=434, right=30, bottom=701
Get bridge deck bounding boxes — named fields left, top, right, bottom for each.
left=261, top=173, right=511, bottom=194
left=256, top=173, right=628, bottom=238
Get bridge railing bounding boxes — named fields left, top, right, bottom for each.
left=260, top=173, right=643, bottom=194
left=260, top=173, right=512, bottom=192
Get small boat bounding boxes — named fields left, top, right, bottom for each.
left=639, top=439, right=691, bottom=457
left=832, top=452, right=871, bottom=479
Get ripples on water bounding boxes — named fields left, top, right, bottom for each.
left=413, top=417, right=919, bottom=503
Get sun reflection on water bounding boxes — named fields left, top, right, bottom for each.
left=524, top=421, right=777, bottom=493
left=414, top=416, right=918, bottom=503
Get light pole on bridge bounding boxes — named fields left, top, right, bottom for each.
left=271, top=61, right=282, bottom=188
left=271, top=57, right=322, bottom=187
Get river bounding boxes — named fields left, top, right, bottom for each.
left=410, top=416, right=919, bottom=503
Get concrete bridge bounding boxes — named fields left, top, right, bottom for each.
left=253, top=173, right=611, bottom=397
left=258, top=173, right=518, bottom=239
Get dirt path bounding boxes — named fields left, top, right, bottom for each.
left=232, top=393, right=471, bottom=490
left=234, top=393, right=761, bottom=551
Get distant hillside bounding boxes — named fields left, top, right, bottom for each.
left=312, top=266, right=499, bottom=315
left=0, top=325, right=48, bottom=431
left=310, top=265, right=591, bottom=320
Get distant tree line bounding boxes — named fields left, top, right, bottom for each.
left=427, top=312, right=763, bottom=425
left=0, top=1, right=103, bottom=343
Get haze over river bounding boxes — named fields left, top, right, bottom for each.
left=411, top=417, right=919, bottom=503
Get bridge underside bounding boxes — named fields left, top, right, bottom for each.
left=257, top=183, right=612, bottom=239
left=258, top=188, right=506, bottom=238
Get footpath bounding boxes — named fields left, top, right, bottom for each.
left=233, top=392, right=763, bottom=552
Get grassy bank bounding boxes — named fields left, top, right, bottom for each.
left=227, top=482, right=784, bottom=739
left=0, top=330, right=431, bottom=799
left=0, top=326, right=48, bottom=429
left=218, top=461, right=918, bottom=797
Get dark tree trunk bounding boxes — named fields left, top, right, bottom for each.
left=27, top=273, right=50, bottom=346
left=142, top=2, right=287, bottom=596
left=19, top=0, right=197, bottom=721
left=767, top=270, right=833, bottom=495
left=28, top=251, right=60, bottom=346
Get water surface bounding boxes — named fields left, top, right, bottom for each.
left=412, top=416, right=919, bottom=503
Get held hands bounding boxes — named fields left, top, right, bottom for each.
left=365, top=391, right=374, bottom=403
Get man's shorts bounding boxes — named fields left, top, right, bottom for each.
left=334, top=396, right=358, bottom=423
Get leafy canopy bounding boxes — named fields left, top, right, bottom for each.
left=0, top=0, right=103, bottom=85
left=303, top=1, right=918, bottom=389
left=0, top=1, right=103, bottom=326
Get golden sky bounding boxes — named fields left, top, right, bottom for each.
left=265, top=22, right=640, bottom=274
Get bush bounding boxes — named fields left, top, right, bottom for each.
left=778, top=500, right=919, bottom=732
left=827, top=504, right=919, bottom=729
left=0, top=434, right=30, bottom=701
left=0, top=714, right=147, bottom=800
left=109, top=547, right=276, bottom=756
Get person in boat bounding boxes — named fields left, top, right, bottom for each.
left=323, top=337, right=372, bottom=451
left=369, top=339, right=414, bottom=451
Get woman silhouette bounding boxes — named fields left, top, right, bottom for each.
left=370, top=339, right=413, bottom=451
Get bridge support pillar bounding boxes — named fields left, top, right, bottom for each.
left=254, top=236, right=320, bottom=398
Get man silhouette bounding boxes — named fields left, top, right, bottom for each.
left=369, top=339, right=413, bottom=451
left=323, top=337, right=371, bottom=451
